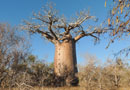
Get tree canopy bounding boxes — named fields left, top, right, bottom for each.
left=22, top=3, right=105, bottom=44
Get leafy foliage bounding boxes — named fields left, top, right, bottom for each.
left=105, top=0, right=130, bottom=47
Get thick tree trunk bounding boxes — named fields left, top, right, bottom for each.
left=54, top=39, right=78, bottom=86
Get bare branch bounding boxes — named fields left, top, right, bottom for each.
left=65, top=16, right=94, bottom=35
left=34, top=16, right=49, bottom=24
left=31, top=29, right=55, bottom=43
left=22, top=20, right=57, bottom=43
left=74, top=32, right=86, bottom=42
left=48, top=17, right=58, bottom=40
left=74, top=30, right=101, bottom=42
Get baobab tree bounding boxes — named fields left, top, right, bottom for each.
left=22, top=3, right=104, bottom=85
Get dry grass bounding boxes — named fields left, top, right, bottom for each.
left=32, top=87, right=86, bottom=90
left=0, top=87, right=130, bottom=90
left=0, top=87, right=85, bottom=90
left=118, top=87, right=130, bottom=90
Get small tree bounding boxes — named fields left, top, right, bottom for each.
left=22, top=3, right=105, bottom=85
left=0, top=23, right=29, bottom=88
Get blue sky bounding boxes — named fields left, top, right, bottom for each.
left=0, top=0, right=130, bottom=64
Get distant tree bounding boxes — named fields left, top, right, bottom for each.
left=22, top=3, right=105, bottom=86
left=112, top=59, right=124, bottom=87
left=0, top=23, right=29, bottom=87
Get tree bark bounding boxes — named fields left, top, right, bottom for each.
left=54, top=39, right=78, bottom=86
